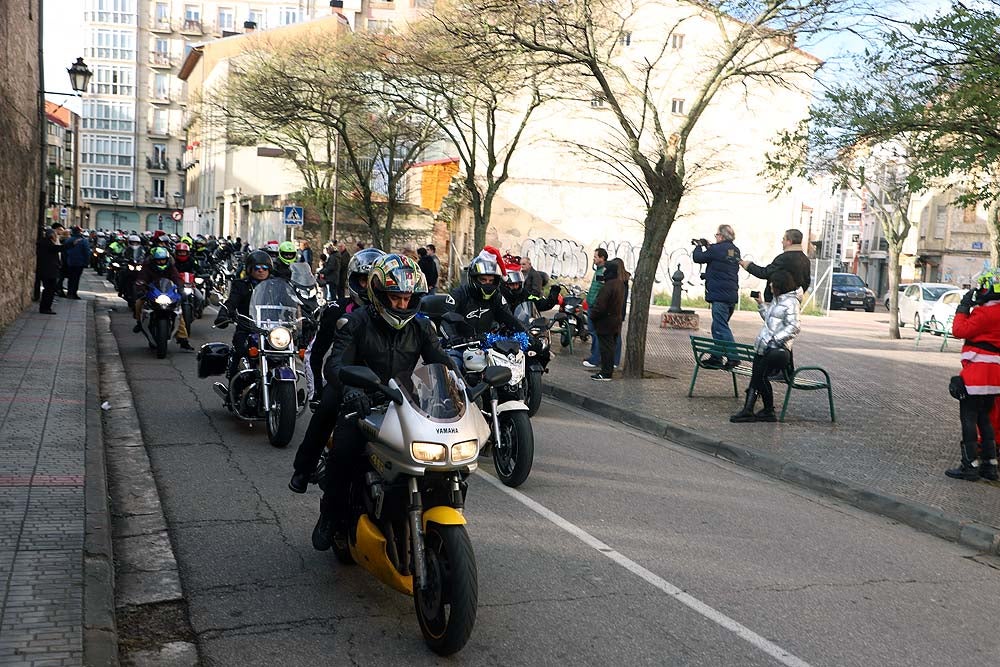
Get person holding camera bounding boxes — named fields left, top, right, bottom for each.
left=692, top=225, right=741, bottom=368
left=739, top=229, right=810, bottom=302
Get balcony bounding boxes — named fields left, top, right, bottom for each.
left=150, top=18, right=173, bottom=33
left=143, top=194, right=168, bottom=207
left=179, top=19, right=203, bottom=35
left=175, top=158, right=183, bottom=171
left=149, top=52, right=173, bottom=68
left=146, top=155, right=170, bottom=172
left=150, top=90, right=172, bottom=104
left=148, top=125, right=172, bottom=139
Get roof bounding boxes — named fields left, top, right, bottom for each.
left=44, top=101, right=72, bottom=128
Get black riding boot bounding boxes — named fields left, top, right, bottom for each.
left=754, top=384, right=777, bottom=422
left=730, top=389, right=759, bottom=423
left=945, top=441, right=982, bottom=481
left=981, top=440, right=999, bottom=481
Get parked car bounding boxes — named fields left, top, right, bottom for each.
left=881, top=283, right=912, bottom=310
left=897, top=282, right=962, bottom=329
left=830, top=273, right=876, bottom=312
left=927, top=288, right=965, bottom=328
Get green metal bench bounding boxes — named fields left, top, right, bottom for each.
left=688, top=336, right=836, bottom=422
left=914, top=315, right=954, bottom=352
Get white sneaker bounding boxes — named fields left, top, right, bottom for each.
left=582, top=360, right=597, bottom=368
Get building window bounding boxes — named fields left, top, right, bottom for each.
left=81, top=135, right=134, bottom=166
left=154, top=38, right=169, bottom=56
left=81, top=168, right=133, bottom=201
left=154, top=73, right=170, bottom=99
left=86, top=28, right=135, bottom=60
left=153, top=109, right=169, bottom=135
left=85, top=0, right=136, bottom=25
left=279, top=7, right=301, bottom=25
left=671, top=33, right=684, bottom=49
left=671, top=98, right=685, bottom=114
left=218, top=7, right=234, bottom=31
left=619, top=31, right=631, bottom=46
left=152, top=178, right=166, bottom=202
left=152, top=143, right=167, bottom=164
left=82, top=100, right=135, bottom=131
left=367, top=18, right=393, bottom=33
left=155, top=2, right=168, bottom=21
left=90, top=65, right=135, bottom=96
left=248, top=9, right=264, bottom=28
left=934, top=204, right=948, bottom=239
left=184, top=4, right=201, bottom=22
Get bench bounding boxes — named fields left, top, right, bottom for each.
left=914, top=315, right=954, bottom=352
left=688, top=336, right=836, bottom=422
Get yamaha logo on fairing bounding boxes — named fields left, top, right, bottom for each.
left=436, top=427, right=459, bottom=434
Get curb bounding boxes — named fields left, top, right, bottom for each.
left=94, top=298, right=199, bottom=665
left=84, top=299, right=120, bottom=666
left=542, top=382, right=1000, bottom=556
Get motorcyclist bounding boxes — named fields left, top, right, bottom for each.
left=271, top=240, right=297, bottom=280
left=449, top=254, right=525, bottom=336
left=117, top=234, right=146, bottom=298
left=502, top=264, right=561, bottom=313
left=132, top=246, right=193, bottom=350
left=172, top=242, right=200, bottom=274
left=214, top=250, right=273, bottom=378
left=289, top=254, right=455, bottom=552
left=305, top=248, right=385, bottom=406
left=193, top=236, right=212, bottom=264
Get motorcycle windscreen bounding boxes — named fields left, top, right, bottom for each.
left=148, top=277, right=177, bottom=299
left=514, top=301, right=539, bottom=327
left=249, top=278, right=301, bottom=329
left=289, top=263, right=316, bottom=288
left=396, top=364, right=467, bottom=421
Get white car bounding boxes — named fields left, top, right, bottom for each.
left=898, top=282, right=961, bottom=329
left=927, top=289, right=965, bottom=329
left=881, top=283, right=911, bottom=310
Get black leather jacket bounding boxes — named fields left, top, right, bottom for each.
left=309, top=298, right=356, bottom=391
left=324, top=305, right=454, bottom=387
left=216, top=278, right=259, bottom=327
left=449, top=284, right=524, bottom=335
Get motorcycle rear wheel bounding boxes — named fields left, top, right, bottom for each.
left=494, top=411, right=534, bottom=488
left=415, top=523, right=477, bottom=656
left=154, top=319, right=170, bottom=359
left=266, top=382, right=296, bottom=448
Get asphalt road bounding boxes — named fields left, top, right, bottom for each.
left=105, top=300, right=1000, bottom=666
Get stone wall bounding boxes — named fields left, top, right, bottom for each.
left=0, top=1, right=41, bottom=329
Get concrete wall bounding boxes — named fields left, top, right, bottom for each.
left=0, top=0, right=41, bottom=329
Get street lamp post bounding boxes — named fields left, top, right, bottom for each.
left=172, top=191, right=184, bottom=234
left=110, top=193, right=120, bottom=228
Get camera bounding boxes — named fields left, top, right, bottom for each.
left=691, top=238, right=709, bottom=247
left=750, top=291, right=761, bottom=299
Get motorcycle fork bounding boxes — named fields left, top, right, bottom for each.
left=490, top=393, right=501, bottom=444
left=259, top=353, right=270, bottom=412
left=408, top=477, right=428, bottom=591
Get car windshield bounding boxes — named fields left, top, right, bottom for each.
left=832, top=275, right=865, bottom=288
left=940, top=291, right=963, bottom=305
left=923, top=286, right=953, bottom=300
left=395, top=364, right=467, bottom=421
left=249, top=278, right=301, bottom=329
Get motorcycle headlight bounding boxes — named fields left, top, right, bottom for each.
left=194, top=277, right=204, bottom=285
left=154, top=294, right=172, bottom=306
left=95, top=248, right=104, bottom=254
left=540, top=338, right=549, bottom=350
left=182, top=287, right=193, bottom=294
left=268, top=326, right=292, bottom=350
left=451, top=440, right=478, bottom=463
left=305, top=288, right=316, bottom=298
left=564, top=305, right=573, bottom=312
left=411, top=442, right=447, bottom=463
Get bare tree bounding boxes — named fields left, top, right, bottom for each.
left=468, top=0, right=864, bottom=378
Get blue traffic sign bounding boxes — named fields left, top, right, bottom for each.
left=283, top=205, right=304, bottom=226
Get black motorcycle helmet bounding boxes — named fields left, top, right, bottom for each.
left=243, top=250, right=273, bottom=279
left=347, top=247, right=386, bottom=305
left=468, top=256, right=502, bottom=301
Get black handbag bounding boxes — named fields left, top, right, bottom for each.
left=949, top=375, right=968, bottom=401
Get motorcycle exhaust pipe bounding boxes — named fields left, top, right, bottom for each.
left=212, top=382, right=229, bottom=400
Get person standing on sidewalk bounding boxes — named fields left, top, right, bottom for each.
left=583, top=248, right=610, bottom=369
left=730, top=270, right=801, bottom=423
left=36, top=228, right=62, bottom=314
left=417, top=247, right=438, bottom=294
left=693, top=224, right=741, bottom=368
left=945, top=272, right=1000, bottom=482
left=62, top=226, right=91, bottom=299
left=739, top=229, right=810, bottom=302
left=589, top=259, right=625, bottom=381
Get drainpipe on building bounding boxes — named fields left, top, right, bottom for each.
left=37, top=0, right=47, bottom=240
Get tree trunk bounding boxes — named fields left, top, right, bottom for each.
left=988, top=202, right=1000, bottom=266
left=887, top=243, right=901, bottom=340
left=622, top=197, right=680, bottom=379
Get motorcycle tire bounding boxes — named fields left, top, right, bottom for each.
left=526, top=372, right=543, bottom=417
left=154, top=318, right=169, bottom=359
left=560, top=329, right=571, bottom=348
left=182, top=303, right=194, bottom=331
left=415, top=523, right=478, bottom=656
left=266, top=382, right=297, bottom=448
left=493, top=411, right=534, bottom=488
left=578, top=323, right=590, bottom=343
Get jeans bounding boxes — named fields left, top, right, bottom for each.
left=598, top=333, right=619, bottom=377
left=587, top=316, right=621, bottom=366
left=66, top=265, right=84, bottom=297
left=709, top=301, right=736, bottom=360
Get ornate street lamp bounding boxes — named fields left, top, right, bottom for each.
left=66, top=57, right=93, bottom=94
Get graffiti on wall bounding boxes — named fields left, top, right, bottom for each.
left=520, top=238, right=591, bottom=279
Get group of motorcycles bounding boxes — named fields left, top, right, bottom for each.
left=97, top=240, right=594, bottom=656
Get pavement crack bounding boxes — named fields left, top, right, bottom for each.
left=737, top=577, right=961, bottom=593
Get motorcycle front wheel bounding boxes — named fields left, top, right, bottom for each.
left=526, top=372, right=542, bottom=417
left=415, top=523, right=477, bottom=656
left=493, top=411, right=534, bottom=488
left=154, top=318, right=170, bottom=359
left=182, top=302, right=194, bottom=331
left=266, top=382, right=296, bottom=448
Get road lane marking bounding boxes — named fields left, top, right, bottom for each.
left=478, top=472, right=812, bottom=667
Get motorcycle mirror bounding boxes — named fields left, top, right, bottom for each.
left=339, top=365, right=381, bottom=390
left=482, top=365, right=512, bottom=387
left=528, top=317, right=548, bottom=329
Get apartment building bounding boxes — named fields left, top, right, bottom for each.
left=44, top=101, right=82, bottom=227
left=80, top=0, right=331, bottom=232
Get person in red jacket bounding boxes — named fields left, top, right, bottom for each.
left=947, top=271, right=1000, bottom=481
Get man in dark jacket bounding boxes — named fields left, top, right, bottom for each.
left=589, top=259, right=626, bottom=381
left=520, top=256, right=547, bottom=297
left=62, top=226, right=91, bottom=299
left=319, top=245, right=340, bottom=300
left=36, top=229, right=62, bottom=314
left=337, top=242, right=351, bottom=299
left=693, top=224, right=741, bottom=368
left=741, top=229, right=811, bottom=302
left=449, top=256, right=525, bottom=335
left=417, top=247, right=439, bottom=294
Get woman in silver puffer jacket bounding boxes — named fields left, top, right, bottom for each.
left=731, top=270, right=801, bottom=422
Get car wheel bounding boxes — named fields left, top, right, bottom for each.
left=914, top=313, right=922, bottom=331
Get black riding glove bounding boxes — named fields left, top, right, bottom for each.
left=957, top=289, right=976, bottom=315
left=548, top=284, right=561, bottom=300
left=343, top=389, right=371, bottom=418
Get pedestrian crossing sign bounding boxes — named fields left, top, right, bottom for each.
left=283, top=206, right=304, bottom=226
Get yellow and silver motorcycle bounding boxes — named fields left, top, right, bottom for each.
left=328, top=362, right=509, bottom=655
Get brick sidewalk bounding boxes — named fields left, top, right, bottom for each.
left=545, top=304, right=1000, bottom=533
left=0, top=294, right=92, bottom=665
